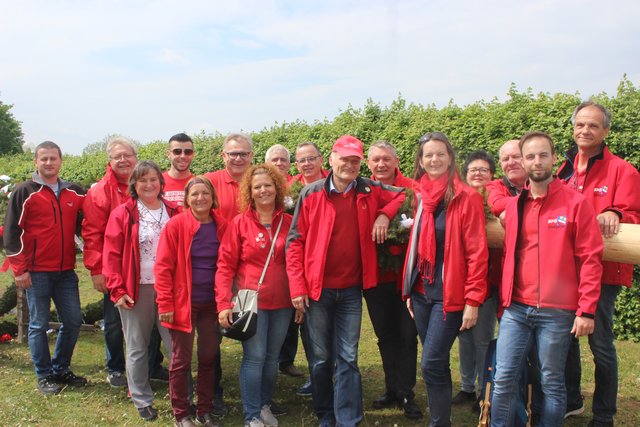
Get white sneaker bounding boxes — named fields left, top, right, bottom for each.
left=244, top=417, right=264, bottom=427
left=260, top=405, right=279, bottom=427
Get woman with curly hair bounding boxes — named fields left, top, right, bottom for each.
left=216, top=164, right=302, bottom=427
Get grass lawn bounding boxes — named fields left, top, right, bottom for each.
left=1, top=261, right=639, bottom=426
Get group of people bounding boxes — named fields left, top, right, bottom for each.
left=2, top=100, right=639, bottom=427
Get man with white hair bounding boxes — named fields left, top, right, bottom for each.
left=265, top=144, right=293, bottom=184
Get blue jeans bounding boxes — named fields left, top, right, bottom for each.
left=306, top=286, right=363, bottom=427
left=565, top=284, right=620, bottom=423
left=491, top=302, right=574, bottom=427
left=240, top=307, right=293, bottom=422
left=103, top=294, right=125, bottom=374
left=25, top=271, right=83, bottom=378
left=458, top=292, right=497, bottom=393
left=412, top=291, right=462, bottom=427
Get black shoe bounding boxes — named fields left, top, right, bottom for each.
left=400, top=398, right=423, bottom=420
left=372, top=392, right=397, bottom=409
left=138, top=405, right=158, bottom=421
left=279, top=364, right=304, bottom=377
left=149, top=366, right=170, bottom=382
left=211, top=397, right=229, bottom=418
left=588, top=420, right=614, bottom=427
left=37, top=375, right=62, bottom=395
left=54, top=371, right=87, bottom=386
left=451, top=390, right=476, bottom=405
left=269, top=401, right=289, bottom=416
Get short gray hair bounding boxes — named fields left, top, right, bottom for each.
left=224, top=133, right=253, bottom=150
left=367, top=140, right=398, bottom=159
left=107, top=136, right=138, bottom=157
left=571, top=100, right=612, bottom=129
left=265, top=144, right=291, bottom=162
left=295, top=141, right=322, bottom=157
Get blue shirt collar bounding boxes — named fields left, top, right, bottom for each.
left=329, top=177, right=357, bottom=194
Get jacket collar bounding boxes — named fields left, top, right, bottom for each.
left=558, top=142, right=607, bottom=181
left=323, top=172, right=372, bottom=196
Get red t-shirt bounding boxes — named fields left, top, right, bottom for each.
left=322, top=190, right=362, bottom=288
left=513, top=193, right=545, bottom=306
left=204, top=169, right=240, bottom=222
left=162, top=172, right=194, bottom=206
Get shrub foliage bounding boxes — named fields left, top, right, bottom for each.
left=2, top=76, right=639, bottom=339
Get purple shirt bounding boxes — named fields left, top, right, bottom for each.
left=191, top=222, right=219, bottom=304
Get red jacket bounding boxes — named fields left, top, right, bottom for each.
left=486, top=177, right=521, bottom=217
left=3, top=173, right=85, bottom=276
left=501, top=179, right=603, bottom=316
left=154, top=209, right=227, bottom=333
left=216, top=209, right=293, bottom=311
left=286, top=174, right=405, bottom=301
left=103, top=198, right=180, bottom=305
left=82, top=164, right=130, bottom=276
left=557, top=144, right=640, bottom=286
left=402, top=180, right=488, bottom=313
left=371, top=169, right=416, bottom=288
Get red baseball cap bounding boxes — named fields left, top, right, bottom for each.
left=332, top=135, right=364, bottom=159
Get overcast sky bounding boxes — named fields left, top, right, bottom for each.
left=1, top=0, right=639, bottom=155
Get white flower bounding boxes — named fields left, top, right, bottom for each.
left=0, top=175, right=11, bottom=182
left=400, top=213, right=414, bottom=228
left=284, top=196, right=295, bottom=210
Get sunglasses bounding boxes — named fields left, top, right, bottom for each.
left=172, top=148, right=194, bottom=156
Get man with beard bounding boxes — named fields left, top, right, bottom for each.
left=162, top=133, right=195, bottom=205
left=490, top=132, right=603, bottom=427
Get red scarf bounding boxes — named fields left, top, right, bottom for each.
left=417, top=173, right=450, bottom=284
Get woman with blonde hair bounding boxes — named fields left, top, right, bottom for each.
left=155, top=176, right=227, bottom=427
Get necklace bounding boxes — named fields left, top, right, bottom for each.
left=138, top=200, right=164, bottom=226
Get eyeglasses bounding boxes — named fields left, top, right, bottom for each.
left=468, top=167, right=491, bottom=175
left=109, top=153, right=136, bottom=161
left=296, top=156, right=320, bottom=164
left=224, top=151, right=251, bottom=159
left=172, top=148, right=194, bottom=156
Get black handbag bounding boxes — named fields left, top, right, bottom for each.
left=220, top=217, right=284, bottom=341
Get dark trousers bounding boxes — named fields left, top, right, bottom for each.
left=278, top=312, right=311, bottom=369
left=169, top=303, right=219, bottom=421
left=565, top=284, right=620, bottom=423
left=363, top=282, right=418, bottom=400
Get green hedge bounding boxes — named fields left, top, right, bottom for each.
left=1, top=76, right=639, bottom=339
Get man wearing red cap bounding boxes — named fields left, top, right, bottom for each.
left=286, top=135, right=405, bottom=427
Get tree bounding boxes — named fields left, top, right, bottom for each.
left=0, top=100, right=24, bottom=155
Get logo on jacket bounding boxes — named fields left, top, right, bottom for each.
left=547, top=215, right=567, bottom=228
left=66, top=202, right=74, bottom=207
left=594, top=185, right=608, bottom=196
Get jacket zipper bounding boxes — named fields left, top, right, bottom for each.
left=536, top=197, right=546, bottom=310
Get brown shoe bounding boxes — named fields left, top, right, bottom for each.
left=279, top=364, right=304, bottom=377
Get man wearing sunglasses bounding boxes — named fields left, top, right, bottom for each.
left=163, top=133, right=196, bottom=206
left=204, top=133, right=254, bottom=222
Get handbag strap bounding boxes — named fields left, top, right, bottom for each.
left=257, top=215, right=284, bottom=292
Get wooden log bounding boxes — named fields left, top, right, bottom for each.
left=48, top=322, right=96, bottom=332
left=486, top=217, right=640, bottom=265
left=16, top=286, right=29, bottom=344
